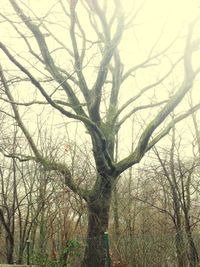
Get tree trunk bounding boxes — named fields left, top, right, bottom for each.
left=0, top=210, right=14, bottom=264
left=173, top=196, right=187, bottom=267
left=6, top=235, right=14, bottom=264
left=185, top=218, right=199, bottom=267
left=175, top=228, right=186, bottom=267
left=81, top=177, right=112, bottom=267
left=187, top=233, right=199, bottom=267
left=113, top=185, right=120, bottom=240
left=17, top=243, right=25, bottom=264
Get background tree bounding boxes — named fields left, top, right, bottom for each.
left=153, top=132, right=199, bottom=267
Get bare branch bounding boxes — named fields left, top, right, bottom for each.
left=117, top=100, right=168, bottom=129
left=69, top=1, right=90, bottom=103
left=9, top=0, right=87, bottom=117
left=146, top=103, right=200, bottom=153
left=115, top=17, right=200, bottom=175
left=115, top=57, right=182, bottom=120
left=90, top=1, right=124, bottom=122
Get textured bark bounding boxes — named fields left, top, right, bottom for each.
left=81, top=177, right=112, bottom=267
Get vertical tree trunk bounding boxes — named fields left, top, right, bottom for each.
left=81, top=177, right=112, bottom=267
left=175, top=228, right=186, bottom=267
left=173, top=193, right=187, bottom=267
left=17, top=243, right=25, bottom=264
left=38, top=211, right=46, bottom=255
left=188, top=95, right=200, bottom=267
left=6, top=235, right=14, bottom=264
left=113, top=185, right=120, bottom=240
left=0, top=210, right=14, bottom=264
left=185, top=217, right=199, bottom=267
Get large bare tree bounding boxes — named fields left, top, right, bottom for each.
left=0, top=1, right=200, bottom=266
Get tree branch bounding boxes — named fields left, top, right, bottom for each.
left=0, top=64, right=89, bottom=200
left=115, top=17, right=200, bottom=175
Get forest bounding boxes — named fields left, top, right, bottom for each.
left=0, top=0, right=200, bottom=266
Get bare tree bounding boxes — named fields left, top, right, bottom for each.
left=153, top=125, right=200, bottom=267
left=0, top=1, right=200, bottom=266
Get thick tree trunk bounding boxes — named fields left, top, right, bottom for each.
left=81, top=177, right=112, bottom=267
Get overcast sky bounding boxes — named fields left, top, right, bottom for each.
left=0, top=0, right=200, bottom=161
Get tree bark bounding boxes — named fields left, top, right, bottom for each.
left=173, top=200, right=187, bottom=267
left=173, top=189, right=187, bottom=267
left=175, top=228, right=186, bottom=267
left=0, top=210, right=14, bottom=264
left=17, top=243, right=25, bottom=264
left=173, top=197, right=187, bottom=267
left=185, top=217, right=199, bottom=267
left=113, top=185, right=120, bottom=240
left=6, top=235, right=14, bottom=264
left=81, top=177, right=112, bottom=267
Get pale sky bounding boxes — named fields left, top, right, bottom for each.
left=0, top=0, right=200, bottom=161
